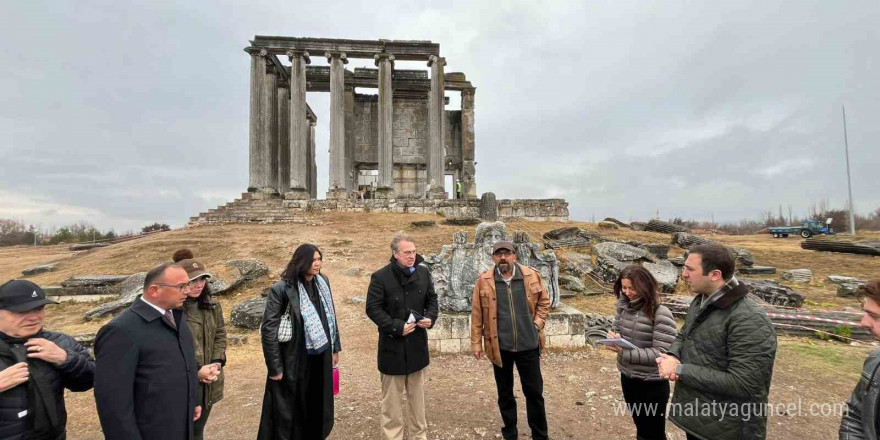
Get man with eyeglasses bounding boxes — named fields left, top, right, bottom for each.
left=94, top=262, right=200, bottom=440
left=471, top=240, right=550, bottom=440
left=366, top=232, right=439, bottom=440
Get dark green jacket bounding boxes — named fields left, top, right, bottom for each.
left=183, top=299, right=227, bottom=409
left=667, top=282, right=777, bottom=440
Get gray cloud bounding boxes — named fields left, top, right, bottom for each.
left=1, top=0, right=877, bottom=230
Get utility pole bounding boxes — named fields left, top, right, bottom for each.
left=843, top=105, right=856, bottom=235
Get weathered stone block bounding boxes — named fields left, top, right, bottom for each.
left=440, top=339, right=460, bottom=353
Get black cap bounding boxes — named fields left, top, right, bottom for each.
left=0, top=280, right=58, bottom=312
left=492, top=241, right=516, bottom=254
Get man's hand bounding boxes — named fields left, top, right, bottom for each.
left=269, top=373, right=283, bottom=381
left=0, top=363, right=29, bottom=393
left=417, top=318, right=432, bottom=329
left=473, top=348, right=483, bottom=360
left=402, top=322, right=416, bottom=336
left=194, top=406, right=202, bottom=421
left=332, top=353, right=339, bottom=368
left=198, top=364, right=219, bottom=383
left=25, top=338, right=67, bottom=366
left=656, top=353, right=681, bottom=381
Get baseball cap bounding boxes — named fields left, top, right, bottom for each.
left=492, top=241, right=516, bottom=254
left=177, top=259, right=211, bottom=281
left=0, top=280, right=58, bottom=312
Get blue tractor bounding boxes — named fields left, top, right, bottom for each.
left=769, top=219, right=834, bottom=238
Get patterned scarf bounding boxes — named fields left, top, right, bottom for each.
left=298, top=276, right=337, bottom=355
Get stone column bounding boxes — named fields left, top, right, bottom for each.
left=309, top=120, right=318, bottom=199
left=460, top=88, right=477, bottom=198
left=344, top=85, right=356, bottom=192
left=251, top=57, right=278, bottom=195
left=427, top=55, right=448, bottom=199
left=247, top=49, right=269, bottom=193
left=277, top=84, right=290, bottom=194
left=326, top=51, right=349, bottom=199
left=374, top=53, right=396, bottom=198
left=285, top=50, right=311, bottom=199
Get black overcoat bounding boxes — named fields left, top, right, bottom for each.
left=94, top=297, right=198, bottom=440
left=258, top=275, right=341, bottom=440
left=365, top=255, right=439, bottom=376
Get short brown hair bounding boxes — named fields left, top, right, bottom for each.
left=688, top=243, right=736, bottom=280
left=857, top=280, right=880, bottom=303
left=143, top=263, right=184, bottom=292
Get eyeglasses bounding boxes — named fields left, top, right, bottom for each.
left=493, top=250, right=515, bottom=257
left=155, top=282, right=191, bottom=292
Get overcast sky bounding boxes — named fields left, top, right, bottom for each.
left=2, top=1, right=878, bottom=232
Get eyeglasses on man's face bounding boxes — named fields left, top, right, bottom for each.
left=155, top=282, right=191, bottom=293
left=493, top=250, right=515, bottom=257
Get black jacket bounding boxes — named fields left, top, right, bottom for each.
left=94, top=297, right=198, bottom=440
left=839, top=348, right=880, bottom=439
left=366, top=255, right=439, bottom=375
left=258, top=275, right=340, bottom=439
left=0, top=330, right=93, bottom=440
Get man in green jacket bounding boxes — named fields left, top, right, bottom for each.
left=657, top=243, right=777, bottom=440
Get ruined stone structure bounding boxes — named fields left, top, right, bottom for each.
left=423, top=221, right=561, bottom=312
left=244, top=36, right=476, bottom=200
left=423, top=222, right=584, bottom=352
left=189, top=36, right=571, bottom=226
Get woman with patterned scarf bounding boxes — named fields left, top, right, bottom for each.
left=258, top=244, right=341, bottom=440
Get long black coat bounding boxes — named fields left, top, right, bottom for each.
left=258, top=276, right=341, bottom=440
left=366, top=256, right=439, bottom=376
left=94, top=297, right=198, bottom=440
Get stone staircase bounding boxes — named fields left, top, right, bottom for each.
left=188, top=193, right=309, bottom=226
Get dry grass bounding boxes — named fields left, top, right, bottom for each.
left=2, top=215, right=878, bottom=439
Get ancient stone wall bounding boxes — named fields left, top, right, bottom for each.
left=188, top=193, right=570, bottom=225
left=352, top=94, right=462, bottom=196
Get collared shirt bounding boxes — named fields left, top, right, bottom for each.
left=140, top=296, right=167, bottom=316
left=698, top=276, right=740, bottom=311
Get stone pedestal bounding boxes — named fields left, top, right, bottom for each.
left=427, top=187, right=448, bottom=199
left=427, top=304, right=586, bottom=354
left=374, top=186, right=396, bottom=199
left=283, top=189, right=309, bottom=200
left=325, top=188, right=349, bottom=200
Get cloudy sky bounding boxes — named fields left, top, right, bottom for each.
left=2, top=1, right=878, bottom=232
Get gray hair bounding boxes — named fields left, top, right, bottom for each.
left=390, top=232, right=415, bottom=252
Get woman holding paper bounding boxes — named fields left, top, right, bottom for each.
left=258, top=244, right=341, bottom=440
left=606, top=265, right=677, bottom=440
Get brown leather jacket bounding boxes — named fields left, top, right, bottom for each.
left=470, top=264, right=551, bottom=367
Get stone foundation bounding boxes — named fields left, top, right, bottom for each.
left=427, top=303, right=586, bottom=354
left=188, top=192, right=569, bottom=226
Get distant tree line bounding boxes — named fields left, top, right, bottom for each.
left=0, top=219, right=172, bottom=247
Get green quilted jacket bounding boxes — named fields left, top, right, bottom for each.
left=667, top=282, right=777, bottom=440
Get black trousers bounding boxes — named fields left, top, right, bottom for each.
left=620, top=374, right=670, bottom=440
left=492, top=349, right=548, bottom=440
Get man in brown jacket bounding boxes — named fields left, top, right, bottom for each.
left=471, top=240, right=551, bottom=440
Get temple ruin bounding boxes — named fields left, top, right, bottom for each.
left=189, top=36, right=569, bottom=225
left=244, top=36, right=476, bottom=200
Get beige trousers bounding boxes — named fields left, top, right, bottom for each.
left=380, top=368, right=428, bottom=440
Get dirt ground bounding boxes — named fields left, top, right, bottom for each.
left=1, top=214, right=877, bottom=439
